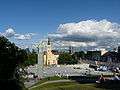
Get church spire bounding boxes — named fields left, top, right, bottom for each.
left=48, top=38, right=51, bottom=45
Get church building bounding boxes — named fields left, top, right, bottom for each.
left=43, top=38, right=59, bottom=66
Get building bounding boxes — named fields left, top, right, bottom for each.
left=100, top=46, right=120, bottom=63
left=43, top=38, right=59, bottom=66
left=69, top=46, right=74, bottom=54
left=117, top=46, right=120, bottom=62
left=101, top=51, right=118, bottom=62
left=101, top=49, right=108, bottom=56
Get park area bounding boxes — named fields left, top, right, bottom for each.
left=28, top=76, right=120, bottom=90
left=29, top=82, right=104, bottom=90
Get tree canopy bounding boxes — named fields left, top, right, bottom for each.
left=0, top=36, right=27, bottom=79
left=58, top=52, right=78, bottom=64
left=23, top=49, right=37, bottom=66
left=0, top=36, right=29, bottom=90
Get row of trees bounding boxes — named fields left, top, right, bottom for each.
left=58, top=52, right=85, bottom=64
left=58, top=51, right=102, bottom=65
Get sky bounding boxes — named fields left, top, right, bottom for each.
left=0, top=0, right=120, bottom=50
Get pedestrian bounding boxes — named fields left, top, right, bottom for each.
left=96, top=73, right=105, bottom=83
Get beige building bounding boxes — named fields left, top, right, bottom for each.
left=101, top=49, right=108, bottom=55
left=43, top=38, right=59, bottom=66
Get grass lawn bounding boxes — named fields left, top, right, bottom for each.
left=29, top=81, right=109, bottom=90
left=29, top=76, right=67, bottom=88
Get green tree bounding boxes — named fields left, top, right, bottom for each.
left=72, top=51, right=85, bottom=60
left=0, top=36, right=27, bottom=90
left=58, top=52, right=78, bottom=64
left=23, top=49, right=37, bottom=66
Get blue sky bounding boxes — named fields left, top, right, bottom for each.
left=0, top=0, right=120, bottom=49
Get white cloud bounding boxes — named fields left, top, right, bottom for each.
left=54, top=41, right=97, bottom=47
left=0, top=32, right=3, bottom=36
left=49, top=19, right=120, bottom=50
left=2, top=28, right=15, bottom=37
left=0, top=27, right=36, bottom=40
left=14, top=33, right=35, bottom=40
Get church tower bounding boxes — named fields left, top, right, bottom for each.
left=47, top=38, right=52, bottom=53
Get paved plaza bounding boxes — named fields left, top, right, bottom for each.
left=24, top=63, right=114, bottom=87
left=25, top=63, right=113, bottom=78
